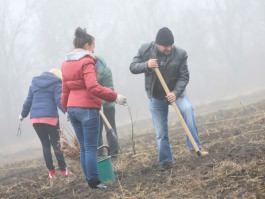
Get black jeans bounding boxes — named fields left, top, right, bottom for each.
left=33, top=123, right=66, bottom=170
left=98, top=106, right=120, bottom=156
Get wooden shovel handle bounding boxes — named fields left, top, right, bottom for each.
left=99, top=110, right=112, bottom=130
left=154, top=68, right=201, bottom=154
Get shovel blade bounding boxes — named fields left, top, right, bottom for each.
left=106, top=128, right=120, bottom=155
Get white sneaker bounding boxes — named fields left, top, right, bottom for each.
left=96, top=184, right=107, bottom=189
left=189, top=149, right=209, bottom=157
left=200, top=149, right=209, bottom=156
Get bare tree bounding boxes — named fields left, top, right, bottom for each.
left=0, top=0, right=39, bottom=127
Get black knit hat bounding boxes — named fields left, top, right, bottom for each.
left=155, top=27, right=174, bottom=46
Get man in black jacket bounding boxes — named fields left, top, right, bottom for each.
left=130, top=27, right=208, bottom=170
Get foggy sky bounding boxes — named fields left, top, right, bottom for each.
left=1, top=0, right=265, bottom=154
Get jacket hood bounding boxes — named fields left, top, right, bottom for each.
left=32, top=72, right=61, bottom=89
left=95, top=55, right=107, bottom=67
left=65, top=49, right=95, bottom=61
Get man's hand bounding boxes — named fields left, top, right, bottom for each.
left=115, top=94, right=127, bottom=105
left=19, top=114, right=24, bottom=122
left=147, top=59, right=159, bottom=68
left=166, top=92, right=176, bottom=104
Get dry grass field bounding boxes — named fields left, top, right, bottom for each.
left=0, top=98, right=265, bottom=199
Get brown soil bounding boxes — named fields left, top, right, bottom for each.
left=1, top=100, right=265, bottom=199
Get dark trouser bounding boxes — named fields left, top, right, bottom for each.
left=33, top=123, right=66, bottom=171
left=98, top=106, right=120, bottom=156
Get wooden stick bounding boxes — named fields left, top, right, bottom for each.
left=99, top=110, right=112, bottom=130
left=154, top=68, right=201, bottom=156
left=99, top=109, right=119, bottom=147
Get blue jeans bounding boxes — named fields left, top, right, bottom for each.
left=149, top=92, right=201, bottom=165
left=67, top=107, right=100, bottom=181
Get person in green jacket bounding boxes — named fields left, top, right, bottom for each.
left=95, top=55, right=120, bottom=156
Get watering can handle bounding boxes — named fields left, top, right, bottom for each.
left=97, top=145, right=110, bottom=155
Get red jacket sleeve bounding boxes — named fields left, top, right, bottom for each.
left=83, top=63, right=117, bottom=102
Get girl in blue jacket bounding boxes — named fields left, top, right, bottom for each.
left=19, top=68, right=71, bottom=179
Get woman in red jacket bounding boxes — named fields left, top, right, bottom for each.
left=61, top=27, right=126, bottom=189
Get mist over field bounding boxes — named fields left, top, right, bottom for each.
left=1, top=0, right=265, bottom=154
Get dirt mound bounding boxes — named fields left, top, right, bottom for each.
left=1, top=100, right=265, bottom=199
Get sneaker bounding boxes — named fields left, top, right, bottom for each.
left=87, top=179, right=107, bottom=189
left=200, top=149, right=209, bottom=156
left=48, top=170, right=56, bottom=179
left=189, top=149, right=209, bottom=157
left=94, top=184, right=107, bottom=189
left=60, top=169, right=72, bottom=176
